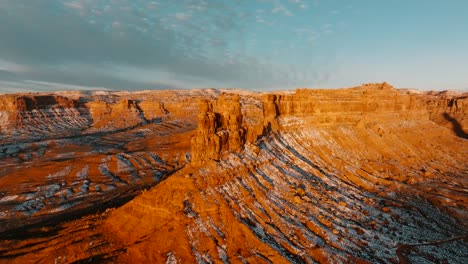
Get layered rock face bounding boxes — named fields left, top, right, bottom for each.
left=0, top=95, right=89, bottom=136
left=260, top=83, right=429, bottom=130
left=137, top=100, right=169, bottom=122
left=190, top=100, right=220, bottom=165
left=86, top=99, right=145, bottom=130
left=191, top=94, right=246, bottom=166
left=426, top=92, right=467, bottom=138
left=0, top=90, right=212, bottom=143
left=192, top=83, right=443, bottom=164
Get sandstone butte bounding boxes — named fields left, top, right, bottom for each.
left=0, top=83, right=466, bottom=263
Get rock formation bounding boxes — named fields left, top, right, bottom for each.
left=258, top=83, right=429, bottom=131
left=216, top=93, right=246, bottom=153
left=86, top=99, right=145, bottom=130
left=137, top=100, right=169, bottom=122
left=191, top=93, right=246, bottom=166
left=0, top=84, right=467, bottom=263
left=0, top=94, right=88, bottom=136
left=426, top=92, right=467, bottom=137
left=190, top=100, right=221, bottom=165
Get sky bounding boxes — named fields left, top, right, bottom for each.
left=0, top=0, right=467, bottom=92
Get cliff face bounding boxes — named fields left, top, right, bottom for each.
left=86, top=99, right=145, bottom=130
left=137, top=100, right=169, bottom=122
left=0, top=90, right=213, bottom=143
left=190, top=100, right=221, bottom=165
left=0, top=95, right=89, bottom=135
left=260, top=83, right=428, bottom=130
left=190, top=83, right=466, bottom=165
left=426, top=93, right=467, bottom=137
left=190, top=94, right=246, bottom=166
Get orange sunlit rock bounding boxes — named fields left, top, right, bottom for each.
left=0, top=84, right=466, bottom=263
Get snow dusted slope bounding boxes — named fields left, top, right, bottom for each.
left=104, top=122, right=467, bottom=263
left=0, top=84, right=466, bottom=263
left=0, top=89, right=216, bottom=233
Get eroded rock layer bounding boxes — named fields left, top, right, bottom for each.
left=0, top=89, right=216, bottom=233
left=260, top=83, right=429, bottom=130
left=0, top=84, right=466, bottom=263
left=106, top=122, right=467, bottom=263
left=191, top=94, right=246, bottom=166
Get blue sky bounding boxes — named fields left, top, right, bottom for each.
left=0, top=0, right=467, bottom=92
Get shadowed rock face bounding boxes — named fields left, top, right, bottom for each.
left=426, top=93, right=467, bottom=138
left=0, top=84, right=466, bottom=263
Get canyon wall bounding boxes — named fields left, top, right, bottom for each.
left=86, top=99, right=143, bottom=129
left=1, top=85, right=466, bottom=263
left=0, top=95, right=89, bottom=136
left=104, top=86, right=468, bottom=263
left=261, top=82, right=429, bottom=130
left=190, top=83, right=467, bottom=165
left=0, top=90, right=215, bottom=144
left=426, top=92, right=467, bottom=134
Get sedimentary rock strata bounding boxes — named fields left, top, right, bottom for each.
left=191, top=93, right=246, bottom=166
left=0, top=84, right=466, bottom=263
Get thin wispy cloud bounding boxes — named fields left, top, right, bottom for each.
left=64, top=1, right=84, bottom=10
left=175, top=13, right=191, bottom=21
left=272, top=6, right=293, bottom=16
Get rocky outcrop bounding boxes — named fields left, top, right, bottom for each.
left=86, top=99, right=145, bottom=130
left=216, top=94, right=246, bottom=153
left=191, top=94, right=246, bottom=166
left=426, top=92, right=467, bottom=137
left=190, top=100, right=220, bottom=165
left=262, top=94, right=280, bottom=130
left=191, top=83, right=464, bottom=164
left=259, top=83, right=429, bottom=130
left=0, top=95, right=89, bottom=135
left=137, top=100, right=169, bottom=122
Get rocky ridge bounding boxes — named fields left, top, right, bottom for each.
left=190, top=83, right=467, bottom=165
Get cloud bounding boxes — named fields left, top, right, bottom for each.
left=175, top=13, right=191, bottom=21
left=0, top=60, right=30, bottom=73
left=63, top=1, right=84, bottom=10
left=272, top=6, right=293, bottom=16
left=0, top=0, right=325, bottom=92
left=0, top=79, right=139, bottom=94
left=287, top=0, right=307, bottom=9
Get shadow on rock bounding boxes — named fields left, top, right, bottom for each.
left=443, top=113, right=467, bottom=139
